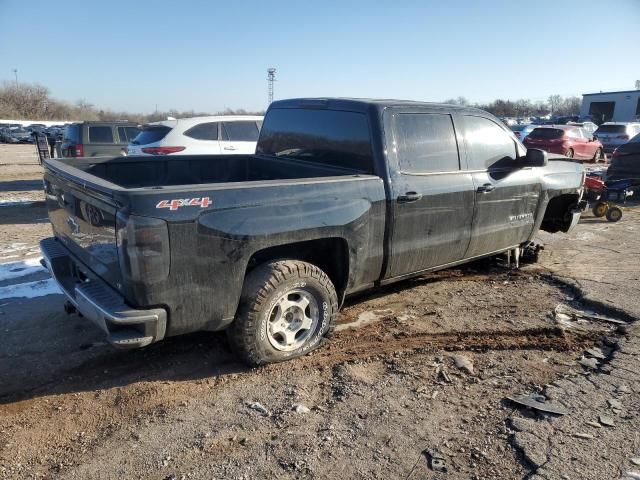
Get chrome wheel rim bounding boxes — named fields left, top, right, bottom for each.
left=266, top=289, right=319, bottom=351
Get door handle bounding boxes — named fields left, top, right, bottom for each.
left=223, top=146, right=237, bottom=151
left=397, top=192, right=422, bottom=203
left=477, top=183, right=495, bottom=193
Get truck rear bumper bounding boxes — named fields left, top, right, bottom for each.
left=40, top=237, right=167, bottom=349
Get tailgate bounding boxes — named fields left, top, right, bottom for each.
left=43, top=168, right=123, bottom=291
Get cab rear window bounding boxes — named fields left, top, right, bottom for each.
left=257, top=108, right=373, bottom=173
left=529, top=128, right=564, bottom=139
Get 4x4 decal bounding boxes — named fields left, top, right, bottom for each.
left=156, top=197, right=211, bottom=211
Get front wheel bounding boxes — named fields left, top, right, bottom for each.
left=228, top=260, right=338, bottom=366
left=564, top=148, right=574, bottom=158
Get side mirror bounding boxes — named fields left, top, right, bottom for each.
left=522, top=148, right=548, bottom=167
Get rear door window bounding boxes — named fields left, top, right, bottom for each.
left=463, top=116, right=518, bottom=170
left=222, top=121, right=260, bottom=141
left=184, top=122, right=219, bottom=141
left=394, top=113, right=460, bottom=173
left=88, top=126, right=114, bottom=143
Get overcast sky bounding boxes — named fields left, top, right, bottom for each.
left=1, top=0, right=639, bottom=113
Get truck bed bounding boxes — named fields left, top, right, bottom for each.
left=42, top=154, right=387, bottom=341
left=56, top=154, right=362, bottom=189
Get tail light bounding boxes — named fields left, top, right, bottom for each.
left=74, top=144, right=84, bottom=157
left=141, top=146, right=185, bottom=155
left=117, top=213, right=170, bottom=285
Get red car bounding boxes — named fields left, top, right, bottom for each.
left=523, top=125, right=604, bottom=162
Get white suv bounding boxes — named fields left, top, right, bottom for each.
left=593, top=122, right=640, bottom=153
left=127, top=115, right=263, bottom=156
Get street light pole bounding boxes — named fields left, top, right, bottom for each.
left=12, top=69, right=18, bottom=86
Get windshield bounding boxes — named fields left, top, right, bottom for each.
left=257, top=108, right=374, bottom=173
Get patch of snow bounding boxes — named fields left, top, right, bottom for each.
left=0, top=198, right=41, bottom=206
left=0, top=257, right=46, bottom=281
left=0, top=278, right=61, bottom=300
left=336, top=309, right=393, bottom=332
left=0, top=243, right=29, bottom=255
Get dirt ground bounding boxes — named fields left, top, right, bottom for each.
left=0, top=144, right=638, bottom=479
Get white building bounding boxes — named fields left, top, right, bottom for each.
left=580, top=90, right=640, bottom=124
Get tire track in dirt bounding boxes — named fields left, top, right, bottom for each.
left=266, top=324, right=607, bottom=373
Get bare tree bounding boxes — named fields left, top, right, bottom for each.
left=547, top=95, right=562, bottom=115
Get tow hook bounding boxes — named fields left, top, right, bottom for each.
left=64, top=301, right=77, bottom=315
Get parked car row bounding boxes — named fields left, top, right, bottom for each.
left=127, top=116, right=263, bottom=156
left=0, top=126, right=32, bottom=144
left=0, top=123, right=71, bottom=144
left=509, top=121, right=640, bottom=164
left=53, top=116, right=264, bottom=158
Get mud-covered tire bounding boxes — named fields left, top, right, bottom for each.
left=227, top=260, right=338, bottom=366
left=606, top=206, right=622, bottom=222
left=592, top=202, right=608, bottom=218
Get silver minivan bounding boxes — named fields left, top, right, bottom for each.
left=594, top=122, right=640, bottom=153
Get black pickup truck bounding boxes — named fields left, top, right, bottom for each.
left=41, top=98, right=586, bottom=365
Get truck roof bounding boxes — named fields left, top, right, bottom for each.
left=270, top=97, right=487, bottom=115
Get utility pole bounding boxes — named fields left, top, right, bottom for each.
left=12, top=68, right=18, bottom=86
left=267, top=68, right=276, bottom=105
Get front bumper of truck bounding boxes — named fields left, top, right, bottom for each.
left=566, top=199, right=588, bottom=232
left=40, top=237, right=167, bottom=348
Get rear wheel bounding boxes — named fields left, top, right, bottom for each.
left=606, top=206, right=622, bottom=222
left=228, top=260, right=338, bottom=366
left=592, top=202, right=608, bottom=218
left=592, top=148, right=603, bottom=163
left=565, top=148, right=574, bottom=158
